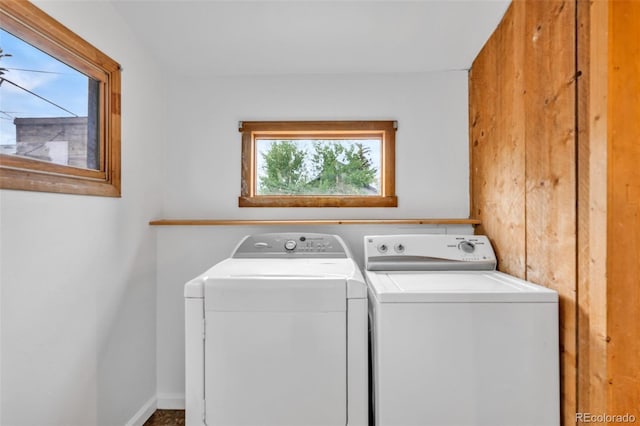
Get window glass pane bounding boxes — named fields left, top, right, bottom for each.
left=0, top=29, right=100, bottom=170
left=256, top=138, right=381, bottom=196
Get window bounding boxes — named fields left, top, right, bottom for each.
left=239, top=121, right=397, bottom=207
left=0, top=1, right=121, bottom=196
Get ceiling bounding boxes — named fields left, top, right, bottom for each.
left=111, top=0, right=510, bottom=77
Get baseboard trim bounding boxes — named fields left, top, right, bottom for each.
left=157, top=393, right=185, bottom=410
left=125, top=396, right=157, bottom=426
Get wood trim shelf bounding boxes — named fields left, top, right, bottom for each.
left=149, top=218, right=481, bottom=226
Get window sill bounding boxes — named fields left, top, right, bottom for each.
left=238, top=195, right=398, bottom=208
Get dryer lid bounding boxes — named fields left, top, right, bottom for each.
left=366, top=271, right=558, bottom=303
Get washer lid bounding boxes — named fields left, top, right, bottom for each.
left=366, top=271, right=558, bottom=303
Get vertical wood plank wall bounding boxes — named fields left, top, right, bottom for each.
left=472, top=0, right=640, bottom=424
left=576, top=0, right=609, bottom=418
left=469, top=4, right=527, bottom=278
left=578, top=0, right=640, bottom=419
left=469, top=1, right=577, bottom=424
left=522, top=3, right=577, bottom=421
left=606, top=0, right=640, bottom=417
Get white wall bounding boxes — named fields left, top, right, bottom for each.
left=163, top=71, right=470, bottom=219
left=156, top=71, right=472, bottom=404
left=0, top=2, right=166, bottom=425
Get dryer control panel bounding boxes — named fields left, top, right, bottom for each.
left=364, top=234, right=497, bottom=271
left=232, top=233, right=350, bottom=258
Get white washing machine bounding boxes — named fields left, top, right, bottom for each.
left=185, top=233, right=368, bottom=426
left=365, top=234, right=559, bottom=426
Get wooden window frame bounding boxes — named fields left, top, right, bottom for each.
left=0, top=0, right=121, bottom=197
left=239, top=121, right=397, bottom=208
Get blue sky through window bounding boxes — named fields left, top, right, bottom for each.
left=0, top=28, right=89, bottom=146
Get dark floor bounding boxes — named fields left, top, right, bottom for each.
left=143, top=410, right=185, bottom=426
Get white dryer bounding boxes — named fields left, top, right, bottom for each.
left=185, top=233, right=368, bottom=426
left=365, top=234, right=559, bottom=426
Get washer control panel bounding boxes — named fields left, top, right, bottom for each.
left=233, top=233, right=349, bottom=258
left=364, top=234, right=497, bottom=271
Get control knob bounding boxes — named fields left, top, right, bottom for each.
left=284, top=240, right=297, bottom=251
left=458, top=241, right=476, bottom=253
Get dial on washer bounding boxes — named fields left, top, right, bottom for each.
left=458, top=241, right=476, bottom=253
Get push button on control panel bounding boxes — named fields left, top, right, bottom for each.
left=284, top=240, right=297, bottom=251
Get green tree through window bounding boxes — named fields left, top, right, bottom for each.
left=258, top=140, right=378, bottom=195
left=259, top=141, right=308, bottom=194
